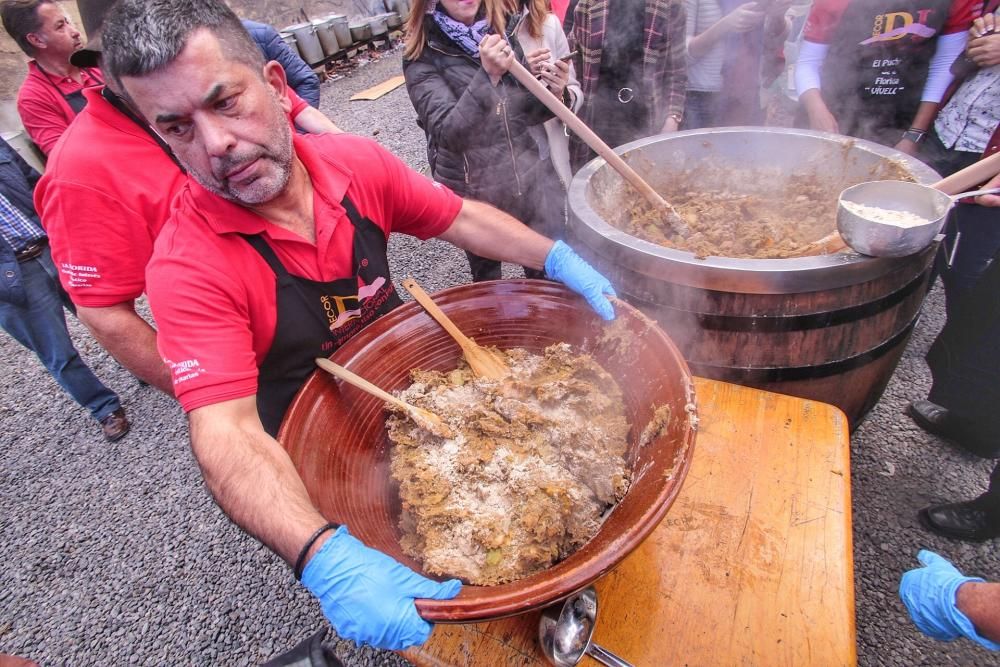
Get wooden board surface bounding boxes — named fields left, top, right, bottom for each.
left=403, top=378, right=856, bottom=667
left=349, top=75, right=406, bottom=101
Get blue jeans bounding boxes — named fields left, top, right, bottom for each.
left=0, top=247, right=121, bottom=421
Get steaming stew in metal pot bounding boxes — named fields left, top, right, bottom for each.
left=598, top=156, right=913, bottom=259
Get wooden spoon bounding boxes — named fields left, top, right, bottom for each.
left=506, top=58, right=689, bottom=236
left=786, top=230, right=848, bottom=257
left=933, top=150, right=1000, bottom=196
left=400, top=278, right=510, bottom=380
left=314, top=357, right=454, bottom=438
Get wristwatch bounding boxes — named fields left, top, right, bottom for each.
left=901, top=128, right=927, bottom=144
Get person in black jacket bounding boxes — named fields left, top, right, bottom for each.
left=0, top=137, right=128, bottom=441
left=403, top=0, right=570, bottom=281
left=242, top=19, right=321, bottom=108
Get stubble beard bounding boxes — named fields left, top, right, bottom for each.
left=189, top=113, right=295, bottom=206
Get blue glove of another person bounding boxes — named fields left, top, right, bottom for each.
left=544, top=241, right=617, bottom=320
left=899, top=549, right=1000, bottom=650
left=301, top=525, right=462, bottom=650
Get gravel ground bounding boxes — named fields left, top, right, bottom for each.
left=2, top=45, right=998, bottom=666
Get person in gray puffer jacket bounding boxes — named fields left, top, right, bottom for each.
left=403, top=0, right=569, bottom=281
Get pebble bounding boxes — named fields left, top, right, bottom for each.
left=1, top=45, right=998, bottom=667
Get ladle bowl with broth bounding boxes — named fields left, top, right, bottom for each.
left=837, top=180, right=1000, bottom=257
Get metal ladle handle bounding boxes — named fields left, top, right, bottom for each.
left=586, top=642, right=635, bottom=667
left=949, top=186, right=1000, bottom=202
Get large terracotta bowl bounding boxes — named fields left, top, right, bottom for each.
left=279, top=280, right=697, bottom=622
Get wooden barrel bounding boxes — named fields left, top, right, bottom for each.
left=600, top=244, right=935, bottom=428
left=568, top=128, right=941, bottom=429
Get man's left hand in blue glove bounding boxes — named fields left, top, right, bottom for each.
left=437, top=202, right=617, bottom=321
left=899, top=549, right=1000, bottom=651
left=543, top=240, right=616, bottom=320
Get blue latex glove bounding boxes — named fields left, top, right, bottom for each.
left=544, top=240, right=617, bottom=321
left=899, top=549, right=1000, bottom=651
left=301, top=525, right=462, bottom=650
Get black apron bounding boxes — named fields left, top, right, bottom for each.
left=243, top=195, right=403, bottom=436
left=819, top=0, right=951, bottom=144
left=38, top=64, right=99, bottom=114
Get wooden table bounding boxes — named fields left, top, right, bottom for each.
left=403, top=378, right=856, bottom=667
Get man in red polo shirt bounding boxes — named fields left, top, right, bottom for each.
left=102, top=0, right=616, bottom=654
left=35, top=0, right=340, bottom=396
left=1, top=0, right=104, bottom=155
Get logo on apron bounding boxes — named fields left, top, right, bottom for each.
left=320, top=276, right=389, bottom=331
left=862, top=10, right=938, bottom=44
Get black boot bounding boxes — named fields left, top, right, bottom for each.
left=919, top=497, right=1000, bottom=542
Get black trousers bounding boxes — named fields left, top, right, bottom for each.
left=464, top=158, right=566, bottom=283
left=918, top=132, right=1000, bottom=451
left=985, top=462, right=1000, bottom=515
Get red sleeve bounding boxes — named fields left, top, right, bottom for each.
left=802, top=0, right=850, bottom=43
left=287, top=87, right=309, bottom=120
left=353, top=138, right=463, bottom=239
left=147, top=224, right=260, bottom=412
left=942, top=0, right=980, bottom=34
left=35, top=177, right=155, bottom=307
left=17, top=84, right=74, bottom=155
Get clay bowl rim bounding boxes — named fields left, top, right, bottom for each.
left=279, top=279, right=697, bottom=623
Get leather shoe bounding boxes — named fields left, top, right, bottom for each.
left=907, top=400, right=1000, bottom=458
left=100, top=408, right=130, bottom=442
left=907, top=400, right=959, bottom=437
left=919, top=499, right=1000, bottom=542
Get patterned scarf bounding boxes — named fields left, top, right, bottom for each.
left=431, top=7, right=491, bottom=57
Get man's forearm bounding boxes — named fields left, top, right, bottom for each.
left=438, top=199, right=554, bottom=270
left=294, top=106, right=343, bottom=135
left=957, top=582, right=1000, bottom=643
left=77, top=302, right=174, bottom=395
left=189, top=400, right=328, bottom=566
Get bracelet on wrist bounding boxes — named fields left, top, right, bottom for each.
left=901, top=128, right=927, bottom=144
left=294, top=522, right=339, bottom=580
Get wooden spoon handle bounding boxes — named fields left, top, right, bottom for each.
left=400, top=278, right=474, bottom=350
left=315, top=357, right=412, bottom=412
left=506, top=59, right=671, bottom=213
left=933, top=151, right=1000, bottom=196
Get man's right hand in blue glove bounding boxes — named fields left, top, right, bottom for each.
left=899, top=549, right=1000, bottom=651
left=301, top=525, right=462, bottom=650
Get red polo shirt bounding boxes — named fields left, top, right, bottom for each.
left=35, top=87, right=187, bottom=307
left=17, top=61, right=104, bottom=155
left=147, top=132, right=463, bottom=413
left=34, top=85, right=322, bottom=308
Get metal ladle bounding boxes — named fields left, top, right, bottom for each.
left=538, top=587, right=633, bottom=667
left=836, top=182, right=1000, bottom=258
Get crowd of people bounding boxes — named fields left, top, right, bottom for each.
left=0, top=0, right=998, bottom=662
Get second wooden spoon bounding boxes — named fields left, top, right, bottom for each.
left=401, top=278, right=510, bottom=380
left=314, top=357, right=454, bottom=438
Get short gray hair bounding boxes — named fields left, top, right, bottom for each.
left=102, top=0, right=264, bottom=86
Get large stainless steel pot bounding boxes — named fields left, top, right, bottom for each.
left=329, top=14, right=352, bottom=47
left=312, top=17, right=341, bottom=56
left=284, top=22, right=325, bottom=65
left=369, top=14, right=389, bottom=36
left=567, top=127, right=941, bottom=428
left=349, top=21, right=373, bottom=41
left=570, top=128, right=939, bottom=294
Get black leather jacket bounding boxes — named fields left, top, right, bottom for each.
left=403, top=17, right=554, bottom=206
